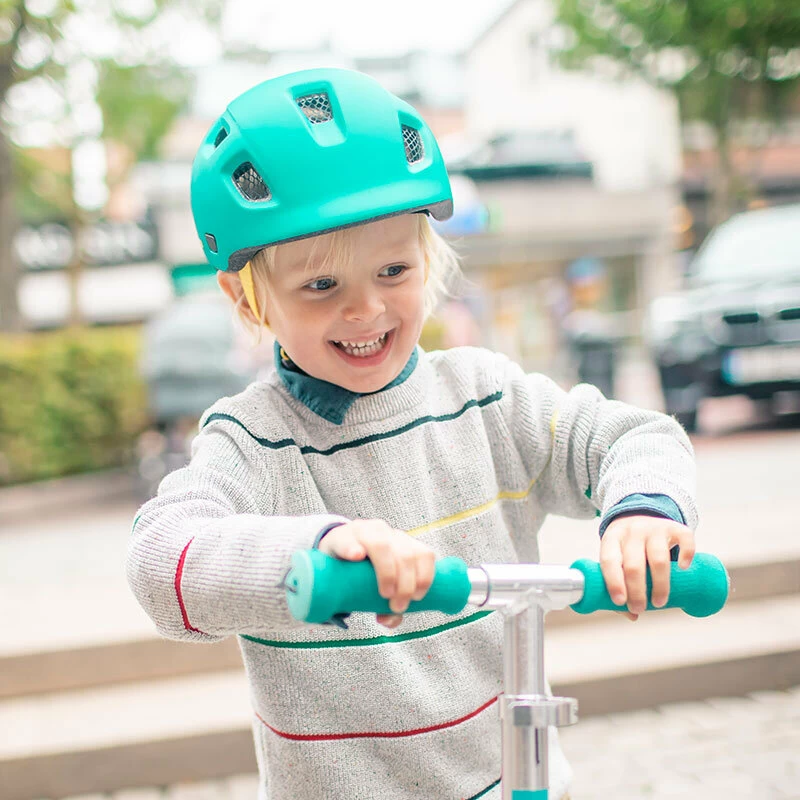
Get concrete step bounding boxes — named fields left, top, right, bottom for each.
left=5, top=556, right=798, bottom=699
left=3, top=593, right=800, bottom=800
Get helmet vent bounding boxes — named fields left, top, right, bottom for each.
left=297, top=93, right=333, bottom=124
left=213, top=127, right=228, bottom=147
left=232, top=162, right=271, bottom=202
left=402, top=125, right=424, bottom=163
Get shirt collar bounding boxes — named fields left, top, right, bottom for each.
left=274, top=340, right=419, bottom=425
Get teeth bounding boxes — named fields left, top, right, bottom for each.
left=334, top=332, right=388, bottom=357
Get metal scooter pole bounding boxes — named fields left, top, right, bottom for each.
left=468, top=565, right=585, bottom=799
left=285, top=550, right=729, bottom=799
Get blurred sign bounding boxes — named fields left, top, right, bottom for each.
left=15, top=219, right=159, bottom=271
left=18, top=262, right=173, bottom=328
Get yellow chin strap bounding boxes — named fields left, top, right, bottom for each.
left=240, top=261, right=261, bottom=321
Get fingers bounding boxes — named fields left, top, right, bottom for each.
left=621, top=536, right=648, bottom=615
left=673, top=526, right=696, bottom=570
left=601, top=516, right=696, bottom=617
left=599, top=536, right=626, bottom=606
left=317, top=525, right=366, bottom=561
left=646, top=534, right=672, bottom=609
left=317, top=520, right=436, bottom=627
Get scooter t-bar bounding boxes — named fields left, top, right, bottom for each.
left=285, top=552, right=729, bottom=799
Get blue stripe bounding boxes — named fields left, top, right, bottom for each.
left=202, top=391, right=503, bottom=456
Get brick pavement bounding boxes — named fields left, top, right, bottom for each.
left=55, top=686, right=800, bottom=800
left=561, top=686, right=800, bottom=800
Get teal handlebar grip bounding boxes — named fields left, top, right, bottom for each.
left=285, top=550, right=472, bottom=624
left=570, top=552, right=729, bottom=617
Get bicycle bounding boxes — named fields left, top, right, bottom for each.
left=284, top=550, right=729, bottom=800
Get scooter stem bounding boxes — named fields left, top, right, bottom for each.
left=468, top=565, right=583, bottom=799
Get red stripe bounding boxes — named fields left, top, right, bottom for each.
left=175, top=538, right=205, bottom=634
left=256, top=695, right=499, bottom=741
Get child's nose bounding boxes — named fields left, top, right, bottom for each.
left=341, top=287, right=386, bottom=322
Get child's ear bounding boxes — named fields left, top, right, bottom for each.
left=217, top=271, right=261, bottom=326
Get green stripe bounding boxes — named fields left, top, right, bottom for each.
left=203, top=391, right=503, bottom=456
left=468, top=778, right=501, bottom=799
left=241, top=610, right=493, bottom=649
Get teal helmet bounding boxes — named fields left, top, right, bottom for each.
left=191, top=67, right=454, bottom=272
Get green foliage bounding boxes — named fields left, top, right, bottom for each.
left=554, top=0, right=800, bottom=125
left=12, top=144, right=72, bottom=222
left=96, top=61, right=192, bottom=161
left=0, top=325, right=149, bottom=485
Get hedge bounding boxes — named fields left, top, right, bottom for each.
left=0, top=326, right=149, bottom=486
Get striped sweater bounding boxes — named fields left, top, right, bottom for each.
left=127, top=345, right=697, bottom=800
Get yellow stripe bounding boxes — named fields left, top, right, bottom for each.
left=407, top=476, right=538, bottom=538
left=407, top=408, right=563, bottom=539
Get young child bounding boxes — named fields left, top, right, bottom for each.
left=127, top=68, right=697, bottom=800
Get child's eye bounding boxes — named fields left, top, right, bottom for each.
left=306, top=277, right=337, bottom=292
left=380, top=264, right=406, bottom=278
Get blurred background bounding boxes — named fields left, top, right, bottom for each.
left=1, top=1, right=799, bottom=799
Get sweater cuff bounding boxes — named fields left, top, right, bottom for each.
left=312, top=521, right=347, bottom=550
left=599, top=494, right=685, bottom=561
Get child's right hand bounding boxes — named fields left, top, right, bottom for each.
left=317, top=520, right=436, bottom=629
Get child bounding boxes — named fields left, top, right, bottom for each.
left=127, top=68, right=697, bottom=800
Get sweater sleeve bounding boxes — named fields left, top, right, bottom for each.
left=499, top=362, right=698, bottom=530
left=126, top=420, right=348, bottom=642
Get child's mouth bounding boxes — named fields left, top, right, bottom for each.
left=331, top=330, right=392, bottom=360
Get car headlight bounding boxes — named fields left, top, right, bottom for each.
left=645, top=296, right=693, bottom=347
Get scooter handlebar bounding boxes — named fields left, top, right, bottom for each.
left=570, top=552, right=729, bottom=617
left=285, top=550, right=729, bottom=624
left=284, top=549, right=472, bottom=624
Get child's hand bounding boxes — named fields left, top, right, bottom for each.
left=600, top=515, right=695, bottom=621
left=317, top=520, right=436, bottom=629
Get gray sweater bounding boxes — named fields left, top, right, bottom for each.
left=127, top=346, right=697, bottom=800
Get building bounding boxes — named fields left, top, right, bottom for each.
left=447, top=0, right=685, bottom=371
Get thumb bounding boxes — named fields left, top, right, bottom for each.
left=319, top=527, right=366, bottom=561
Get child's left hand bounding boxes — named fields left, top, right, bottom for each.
left=599, top=515, right=696, bottom=621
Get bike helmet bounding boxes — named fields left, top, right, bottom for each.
left=191, top=67, right=454, bottom=273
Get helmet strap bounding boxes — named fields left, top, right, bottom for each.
left=240, top=261, right=261, bottom=321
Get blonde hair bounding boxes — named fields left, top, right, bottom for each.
left=233, top=213, right=461, bottom=343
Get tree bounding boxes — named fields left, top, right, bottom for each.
left=0, top=0, right=220, bottom=332
left=553, top=0, right=800, bottom=225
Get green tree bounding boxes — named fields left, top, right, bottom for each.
left=0, top=0, right=220, bottom=332
left=553, top=0, right=800, bottom=224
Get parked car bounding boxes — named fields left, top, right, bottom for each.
left=646, top=203, right=800, bottom=432
left=135, top=287, right=274, bottom=500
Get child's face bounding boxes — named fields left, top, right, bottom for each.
left=264, top=215, right=427, bottom=394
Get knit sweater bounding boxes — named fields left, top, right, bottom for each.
left=127, top=345, right=697, bottom=800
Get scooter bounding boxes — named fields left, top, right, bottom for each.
left=284, top=550, right=729, bottom=800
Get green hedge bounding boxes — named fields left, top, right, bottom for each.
left=0, top=326, right=149, bottom=486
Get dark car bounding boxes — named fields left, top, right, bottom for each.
left=646, top=203, right=800, bottom=432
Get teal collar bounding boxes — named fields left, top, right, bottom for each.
left=274, top=341, right=419, bottom=425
